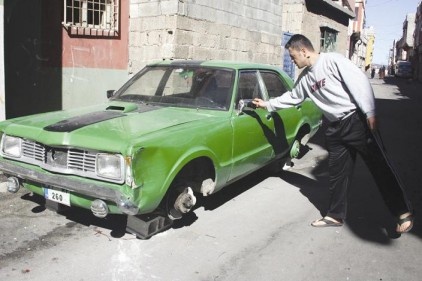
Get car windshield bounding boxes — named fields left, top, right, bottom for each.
left=112, top=66, right=235, bottom=110
left=398, top=64, right=411, bottom=70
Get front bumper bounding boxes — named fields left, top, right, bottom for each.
left=0, top=159, right=139, bottom=215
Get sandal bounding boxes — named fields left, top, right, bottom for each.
left=396, top=213, right=414, bottom=233
left=311, top=217, right=343, bottom=227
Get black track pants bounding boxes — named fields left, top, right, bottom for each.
left=325, top=112, right=411, bottom=220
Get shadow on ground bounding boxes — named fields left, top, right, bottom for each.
left=280, top=76, right=422, bottom=243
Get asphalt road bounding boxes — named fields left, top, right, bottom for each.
left=0, top=75, right=421, bottom=281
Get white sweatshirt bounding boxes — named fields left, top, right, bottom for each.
left=266, top=52, right=376, bottom=122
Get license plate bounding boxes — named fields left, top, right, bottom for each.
left=43, top=187, right=70, bottom=206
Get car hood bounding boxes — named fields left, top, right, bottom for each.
left=0, top=102, right=227, bottom=153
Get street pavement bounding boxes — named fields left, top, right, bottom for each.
left=0, top=75, right=421, bottom=281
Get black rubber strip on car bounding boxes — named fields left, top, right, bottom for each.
left=169, top=60, right=203, bottom=66
left=43, top=111, right=126, bottom=132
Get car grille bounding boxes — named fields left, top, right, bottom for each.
left=22, top=139, right=45, bottom=162
left=21, top=139, right=97, bottom=173
left=68, top=150, right=97, bottom=172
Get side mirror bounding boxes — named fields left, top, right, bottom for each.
left=107, top=90, right=115, bottom=98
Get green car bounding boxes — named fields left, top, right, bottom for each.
left=0, top=60, right=321, bottom=238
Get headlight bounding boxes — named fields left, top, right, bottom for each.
left=1, top=135, right=22, bottom=158
left=96, top=153, right=124, bottom=181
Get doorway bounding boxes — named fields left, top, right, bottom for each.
left=4, top=0, right=62, bottom=118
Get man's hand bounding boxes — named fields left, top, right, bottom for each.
left=253, top=98, right=266, bottom=109
left=367, top=116, right=377, bottom=130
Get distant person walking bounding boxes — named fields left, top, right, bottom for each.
left=371, top=67, right=375, bottom=79
left=379, top=65, right=386, bottom=79
left=253, top=34, right=413, bottom=234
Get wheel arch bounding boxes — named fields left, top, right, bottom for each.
left=170, top=156, right=216, bottom=192
left=157, top=155, right=217, bottom=217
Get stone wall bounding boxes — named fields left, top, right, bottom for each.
left=129, top=0, right=284, bottom=73
left=281, top=1, right=304, bottom=35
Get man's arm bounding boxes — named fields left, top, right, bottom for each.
left=252, top=84, right=306, bottom=111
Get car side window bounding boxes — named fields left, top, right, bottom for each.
left=260, top=71, right=289, bottom=98
left=237, top=71, right=263, bottom=103
left=196, top=70, right=233, bottom=108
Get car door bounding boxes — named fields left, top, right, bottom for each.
left=260, top=70, right=302, bottom=158
left=229, top=70, right=275, bottom=181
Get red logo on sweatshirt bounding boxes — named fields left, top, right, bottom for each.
left=310, top=78, right=326, bottom=93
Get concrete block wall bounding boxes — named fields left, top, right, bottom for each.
left=129, top=0, right=284, bottom=73
left=281, top=1, right=304, bottom=35
left=129, top=14, right=178, bottom=73
left=173, top=16, right=281, bottom=63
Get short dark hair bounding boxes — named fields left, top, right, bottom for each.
left=285, top=34, right=315, bottom=52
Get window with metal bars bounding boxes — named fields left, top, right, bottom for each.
left=320, top=26, right=338, bottom=53
left=320, top=27, right=338, bottom=53
left=63, top=0, right=119, bottom=36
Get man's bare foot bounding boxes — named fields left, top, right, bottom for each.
left=311, top=216, right=343, bottom=227
left=396, top=212, right=414, bottom=233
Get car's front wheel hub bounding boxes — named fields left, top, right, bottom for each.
left=168, top=187, right=197, bottom=220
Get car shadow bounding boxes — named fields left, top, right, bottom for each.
left=21, top=192, right=128, bottom=238
left=19, top=169, right=273, bottom=239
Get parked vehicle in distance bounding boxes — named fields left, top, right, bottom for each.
left=0, top=60, right=322, bottom=238
left=395, top=61, right=413, bottom=78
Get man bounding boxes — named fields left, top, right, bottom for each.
left=253, top=34, right=413, bottom=233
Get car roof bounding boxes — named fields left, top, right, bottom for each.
left=148, top=60, right=283, bottom=72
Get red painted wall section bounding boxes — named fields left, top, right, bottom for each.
left=61, top=0, right=128, bottom=70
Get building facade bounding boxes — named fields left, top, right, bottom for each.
left=364, top=26, right=375, bottom=70
left=1, top=0, right=355, bottom=119
left=4, top=0, right=130, bottom=118
left=395, top=13, right=416, bottom=62
left=282, top=0, right=355, bottom=78
left=349, top=0, right=376, bottom=72
left=282, top=0, right=354, bottom=55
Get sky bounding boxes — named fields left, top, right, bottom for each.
left=365, top=0, right=421, bottom=65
